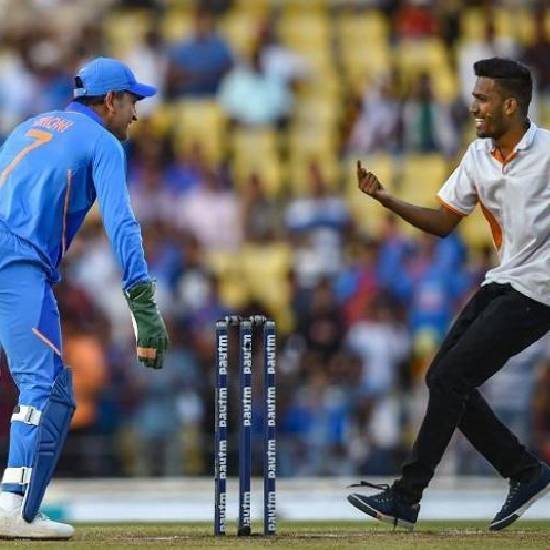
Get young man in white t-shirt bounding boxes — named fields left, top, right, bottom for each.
left=348, top=58, right=550, bottom=531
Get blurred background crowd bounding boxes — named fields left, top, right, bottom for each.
left=0, top=0, right=549, bottom=480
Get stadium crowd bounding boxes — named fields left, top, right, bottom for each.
left=0, top=0, right=549, bottom=480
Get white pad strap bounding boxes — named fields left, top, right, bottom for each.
left=11, top=405, right=42, bottom=426
left=2, top=467, right=32, bottom=485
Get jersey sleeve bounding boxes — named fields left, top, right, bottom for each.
left=437, top=145, right=478, bottom=216
left=92, top=132, right=150, bottom=290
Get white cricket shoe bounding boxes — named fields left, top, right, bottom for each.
left=0, top=492, right=74, bottom=540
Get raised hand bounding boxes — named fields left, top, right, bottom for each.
left=357, top=160, right=386, bottom=201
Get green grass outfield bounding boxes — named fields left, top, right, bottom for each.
left=2, top=521, right=550, bottom=549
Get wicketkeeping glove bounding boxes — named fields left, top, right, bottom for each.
left=124, top=281, right=169, bottom=369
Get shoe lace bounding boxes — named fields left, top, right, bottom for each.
left=348, top=481, right=390, bottom=491
left=34, top=511, right=51, bottom=522
left=348, top=481, right=395, bottom=503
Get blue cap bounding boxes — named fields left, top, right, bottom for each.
left=74, top=57, right=156, bottom=99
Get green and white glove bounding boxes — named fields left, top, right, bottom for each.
left=124, top=281, right=169, bottom=369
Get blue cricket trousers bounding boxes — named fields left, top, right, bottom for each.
left=0, top=230, right=64, bottom=493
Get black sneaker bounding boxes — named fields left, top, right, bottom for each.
left=490, top=463, right=550, bottom=531
left=347, top=481, right=420, bottom=531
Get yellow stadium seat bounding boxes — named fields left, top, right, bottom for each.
left=287, top=152, right=340, bottom=196
left=279, top=14, right=330, bottom=50
left=345, top=154, right=395, bottom=236
left=161, top=10, right=192, bottom=44
left=292, top=96, right=340, bottom=129
left=281, top=0, right=330, bottom=11
left=104, top=10, right=153, bottom=58
left=148, top=104, right=177, bottom=137
left=295, top=70, right=342, bottom=102
left=460, top=8, right=516, bottom=43
left=240, top=243, right=291, bottom=310
left=233, top=128, right=279, bottom=156
left=399, top=154, right=448, bottom=205
left=233, top=0, right=271, bottom=14
left=233, top=154, right=284, bottom=198
left=288, top=125, right=336, bottom=157
left=336, top=11, right=389, bottom=45
left=336, top=10, right=391, bottom=94
left=290, top=46, right=333, bottom=75
left=340, top=43, right=392, bottom=96
left=232, top=129, right=282, bottom=196
left=397, top=154, right=449, bottom=236
left=204, top=250, right=249, bottom=308
left=396, top=39, right=456, bottom=102
left=173, top=100, right=226, bottom=164
left=220, top=12, right=259, bottom=58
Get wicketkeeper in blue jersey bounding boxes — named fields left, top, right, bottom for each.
left=0, top=57, right=168, bottom=539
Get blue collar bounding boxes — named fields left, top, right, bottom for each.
left=65, top=101, right=105, bottom=127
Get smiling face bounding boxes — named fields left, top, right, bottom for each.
left=470, top=77, right=518, bottom=140
left=103, top=92, right=138, bottom=141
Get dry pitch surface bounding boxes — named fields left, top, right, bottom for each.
left=2, top=521, right=550, bottom=549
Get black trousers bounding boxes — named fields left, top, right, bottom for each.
left=394, top=283, right=550, bottom=502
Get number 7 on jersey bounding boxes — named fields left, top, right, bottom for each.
left=0, top=129, right=53, bottom=188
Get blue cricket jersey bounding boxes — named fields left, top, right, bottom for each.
left=0, top=101, right=149, bottom=289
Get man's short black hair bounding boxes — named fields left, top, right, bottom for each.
left=474, top=58, right=532, bottom=115
left=73, top=95, right=107, bottom=107
left=73, top=91, right=129, bottom=107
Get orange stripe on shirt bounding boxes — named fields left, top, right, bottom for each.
left=492, top=148, right=516, bottom=167
left=479, top=201, right=503, bottom=250
left=62, top=169, right=72, bottom=257
left=437, top=196, right=466, bottom=217
left=32, top=328, right=62, bottom=357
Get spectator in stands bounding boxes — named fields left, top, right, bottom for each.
left=281, top=369, right=352, bottom=476
left=241, top=171, right=282, bottom=243
left=484, top=338, right=549, bottom=448
left=436, top=0, right=461, bottom=68
left=141, top=223, right=182, bottom=306
left=126, top=124, right=168, bottom=187
left=176, top=169, right=242, bottom=251
left=130, top=161, right=177, bottom=225
left=255, top=18, right=310, bottom=89
left=376, top=214, right=414, bottom=300
left=335, top=235, right=381, bottom=326
left=67, top=221, right=134, bottom=347
left=346, top=294, right=409, bottom=398
left=173, top=234, right=228, bottom=379
left=28, top=38, right=72, bottom=113
left=346, top=70, right=403, bottom=155
left=174, top=233, right=226, bottom=326
left=123, top=29, right=166, bottom=115
left=286, top=160, right=351, bottom=286
left=395, top=0, right=438, bottom=40
left=296, top=277, right=345, bottom=362
left=521, top=3, right=550, bottom=99
left=130, top=322, right=201, bottom=476
left=403, top=234, right=469, bottom=345
left=165, top=7, right=233, bottom=99
left=59, top=324, right=109, bottom=477
left=164, top=141, right=208, bottom=196
left=402, top=72, right=459, bottom=156
left=0, top=33, right=35, bottom=137
left=218, top=46, right=292, bottom=128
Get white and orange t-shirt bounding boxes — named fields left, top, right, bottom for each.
left=438, top=121, right=550, bottom=306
